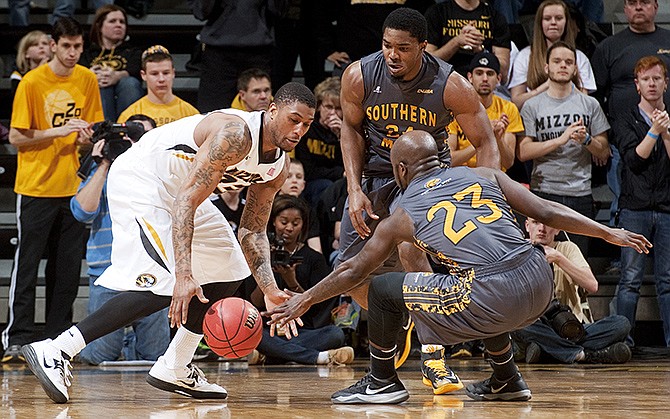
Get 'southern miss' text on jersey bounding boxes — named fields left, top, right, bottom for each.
left=361, top=51, right=454, bottom=178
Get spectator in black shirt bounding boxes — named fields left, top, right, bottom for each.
left=425, top=0, right=511, bottom=82
left=246, top=195, right=354, bottom=365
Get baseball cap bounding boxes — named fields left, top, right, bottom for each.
left=468, top=51, right=500, bottom=74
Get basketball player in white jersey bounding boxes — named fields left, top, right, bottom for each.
left=20, top=82, right=316, bottom=404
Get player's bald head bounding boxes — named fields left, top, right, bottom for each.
left=391, top=130, right=440, bottom=190
left=391, top=130, right=438, bottom=167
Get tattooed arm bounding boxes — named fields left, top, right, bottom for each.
left=239, top=158, right=304, bottom=336
left=238, top=157, right=303, bottom=336
left=169, top=114, right=252, bottom=327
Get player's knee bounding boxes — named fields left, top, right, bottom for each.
left=369, top=273, right=405, bottom=313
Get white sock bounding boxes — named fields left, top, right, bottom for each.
left=52, top=326, right=86, bottom=359
left=421, top=344, right=444, bottom=354
left=162, top=327, right=203, bottom=370
left=316, top=351, right=330, bottom=365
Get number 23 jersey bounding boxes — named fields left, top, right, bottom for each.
left=397, top=166, right=530, bottom=271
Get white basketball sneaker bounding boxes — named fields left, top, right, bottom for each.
left=147, top=356, right=228, bottom=399
left=21, top=339, right=73, bottom=403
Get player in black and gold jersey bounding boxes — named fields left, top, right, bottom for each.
left=268, top=130, right=651, bottom=404
left=336, top=6, right=503, bottom=394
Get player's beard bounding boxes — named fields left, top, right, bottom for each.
left=277, top=137, right=298, bottom=153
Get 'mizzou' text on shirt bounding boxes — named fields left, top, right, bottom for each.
left=535, top=113, right=591, bottom=140
left=305, top=138, right=337, bottom=160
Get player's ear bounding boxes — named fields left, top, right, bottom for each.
left=268, top=102, right=278, bottom=119
left=398, top=162, right=408, bottom=184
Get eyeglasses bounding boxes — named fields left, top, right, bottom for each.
left=625, top=0, right=654, bottom=6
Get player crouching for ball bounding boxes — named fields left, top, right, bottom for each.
left=20, top=82, right=315, bottom=404
left=266, top=130, right=651, bottom=404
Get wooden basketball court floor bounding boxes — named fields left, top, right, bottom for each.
left=2, top=357, right=670, bottom=418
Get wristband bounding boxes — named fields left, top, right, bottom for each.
left=647, top=131, right=660, bottom=140
left=583, top=133, right=592, bottom=146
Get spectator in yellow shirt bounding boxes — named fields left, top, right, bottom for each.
left=447, top=52, right=524, bottom=171
left=3, top=17, right=104, bottom=363
left=118, top=45, right=199, bottom=126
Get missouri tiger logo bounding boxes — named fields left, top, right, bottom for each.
left=136, top=273, right=157, bottom=288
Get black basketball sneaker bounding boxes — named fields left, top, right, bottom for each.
left=331, top=373, right=409, bottom=404
left=465, top=372, right=532, bottom=401
left=421, top=347, right=464, bottom=394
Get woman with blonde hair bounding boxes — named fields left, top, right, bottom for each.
left=294, top=77, right=344, bottom=207
left=10, top=30, right=51, bottom=98
left=509, top=0, right=595, bottom=109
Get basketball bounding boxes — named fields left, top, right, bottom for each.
left=202, top=297, right=263, bottom=359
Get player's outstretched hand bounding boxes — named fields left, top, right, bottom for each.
left=348, top=189, right=377, bottom=239
left=169, top=274, right=208, bottom=328
left=263, top=289, right=303, bottom=339
left=263, top=290, right=310, bottom=336
left=606, top=228, right=652, bottom=254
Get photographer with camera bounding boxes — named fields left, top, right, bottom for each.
left=77, top=118, right=149, bottom=180
left=279, top=158, right=323, bottom=254
left=245, top=195, right=354, bottom=366
left=70, top=114, right=170, bottom=364
left=512, top=218, right=632, bottom=364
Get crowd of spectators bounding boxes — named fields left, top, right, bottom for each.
left=2, top=0, right=670, bottom=365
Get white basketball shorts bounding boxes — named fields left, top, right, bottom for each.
left=95, top=149, right=251, bottom=296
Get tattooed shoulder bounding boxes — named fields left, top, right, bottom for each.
left=209, top=120, right=251, bottom=165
